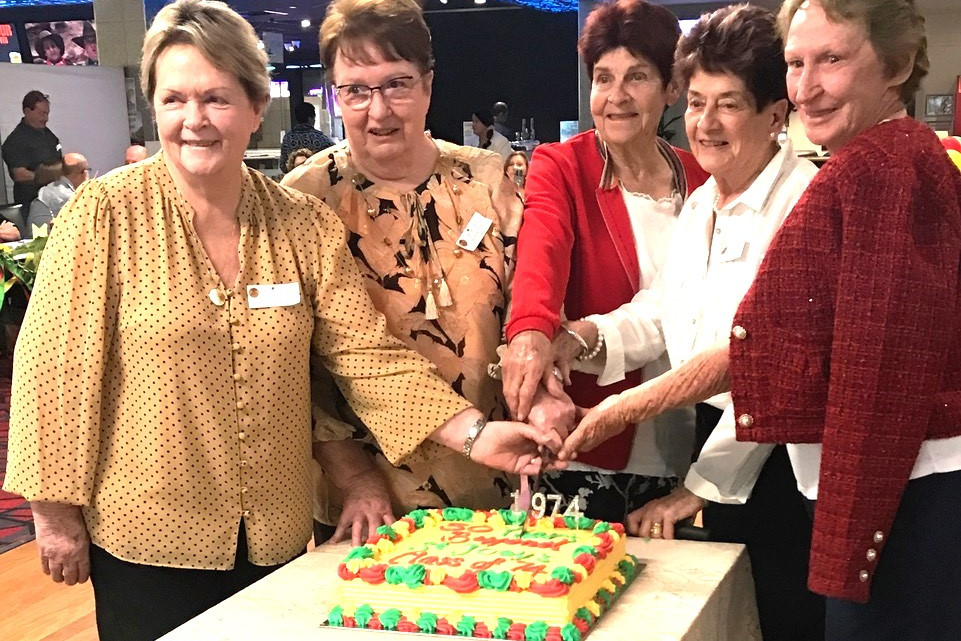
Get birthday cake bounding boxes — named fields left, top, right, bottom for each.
left=326, top=507, right=638, bottom=639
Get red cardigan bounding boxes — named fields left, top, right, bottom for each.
left=507, top=130, right=708, bottom=469
left=730, top=117, right=961, bottom=602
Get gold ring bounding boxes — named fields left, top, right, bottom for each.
left=649, top=522, right=663, bottom=537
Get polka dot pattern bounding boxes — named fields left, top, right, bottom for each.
left=3, top=153, right=469, bottom=570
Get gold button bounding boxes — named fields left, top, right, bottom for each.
left=241, top=487, right=248, bottom=494
left=238, top=431, right=247, bottom=441
left=404, top=266, right=413, bottom=275
left=873, top=531, right=884, bottom=544
left=240, top=460, right=248, bottom=467
left=732, top=325, right=748, bottom=340
left=243, top=510, right=251, bottom=517
left=452, top=248, right=462, bottom=257
left=236, top=401, right=245, bottom=410
left=858, top=570, right=869, bottom=582
left=232, top=343, right=241, bottom=352
left=866, top=549, right=877, bottom=562
left=737, top=413, right=754, bottom=428
left=209, top=288, right=226, bottom=306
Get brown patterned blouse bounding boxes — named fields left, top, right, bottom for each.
left=283, top=136, right=523, bottom=516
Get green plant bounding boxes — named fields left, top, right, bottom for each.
left=0, top=236, right=48, bottom=311
left=657, top=111, right=683, bottom=142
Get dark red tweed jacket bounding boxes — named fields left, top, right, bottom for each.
left=506, top=130, right=708, bottom=469
left=729, top=117, right=961, bottom=602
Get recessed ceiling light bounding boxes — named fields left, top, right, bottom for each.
left=301, top=18, right=311, bottom=28
left=474, top=0, right=486, bottom=4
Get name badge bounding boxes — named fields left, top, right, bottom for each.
left=246, top=282, right=301, bottom=309
left=455, top=212, right=494, bottom=252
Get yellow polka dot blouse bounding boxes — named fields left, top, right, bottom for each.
left=3, top=154, right=469, bottom=570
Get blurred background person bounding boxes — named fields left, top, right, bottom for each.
left=124, top=144, right=148, bottom=165
left=284, top=0, right=572, bottom=544
left=504, top=150, right=528, bottom=198
left=472, top=108, right=512, bottom=159
left=564, top=0, right=961, bottom=639
left=29, top=152, right=89, bottom=228
left=492, top=100, right=513, bottom=139
left=280, top=102, right=334, bottom=173
left=3, top=2, right=560, bottom=639
left=72, top=21, right=98, bottom=66
left=502, top=0, right=708, bottom=523
left=285, top=147, right=315, bottom=173
left=2, top=90, right=62, bottom=207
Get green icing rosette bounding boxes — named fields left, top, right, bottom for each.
left=456, top=615, right=477, bottom=636
left=385, top=564, right=427, bottom=588
left=326, top=605, right=344, bottom=626
left=379, top=609, right=402, bottom=631
left=591, top=522, right=611, bottom=534
left=478, top=570, right=513, bottom=591
left=550, top=566, right=576, bottom=585
left=574, top=607, right=595, bottom=625
left=498, top=509, right=528, bottom=526
left=563, top=516, right=595, bottom=530
left=493, top=616, right=513, bottom=639
left=407, top=509, right=429, bottom=528
left=354, top=604, right=374, bottom=627
left=416, top=612, right=439, bottom=634
left=525, top=621, right=550, bottom=641
left=344, top=545, right=375, bottom=561
left=375, top=524, right=398, bottom=540
left=617, top=558, right=637, bottom=580
left=596, top=588, right=614, bottom=609
left=442, top=507, right=476, bottom=522
left=561, top=623, right=583, bottom=641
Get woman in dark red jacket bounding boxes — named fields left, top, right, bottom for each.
left=562, top=1, right=961, bottom=639
left=502, top=0, right=708, bottom=522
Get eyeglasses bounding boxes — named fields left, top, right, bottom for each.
left=334, top=73, right=427, bottom=110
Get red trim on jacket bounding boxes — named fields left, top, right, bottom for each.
left=730, top=117, right=961, bottom=602
left=507, top=129, right=708, bottom=469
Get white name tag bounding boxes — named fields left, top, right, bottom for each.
left=455, top=212, right=494, bottom=252
left=246, top=282, right=301, bottom=309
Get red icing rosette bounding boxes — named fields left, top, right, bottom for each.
left=368, top=616, right=384, bottom=631
left=553, top=516, right=567, bottom=528
left=443, top=571, right=480, bottom=593
left=473, top=621, right=493, bottom=638
left=545, top=626, right=564, bottom=641
left=342, top=617, right=357, bottom=629
left=397, top=618, right=420, bottom=633
left=435, top=618, right=457, bottom=635
left=508, top=578, right=523, bottom=592
left=611, top=522, right=625, bottom=535
left=337, top=564, right=356, bottom=580
left=529, top=578, right=571, bottom=597
left=574, top=552, right=596, bottom=572
left=572, top=618, right=589, bottom=634
left=399, top=517, right=417, bottom=532
left=594, top=532, right=614, bottom=557
left=507, top=623, right=527, bottom=640
left=358, top=564, right=388, bottom=584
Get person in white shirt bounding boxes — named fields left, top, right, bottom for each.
left=471, top=108, right=513, bottom=160
left=27, top=152, right=89, bottom=228
left=554, top=7, right=823, bottom=641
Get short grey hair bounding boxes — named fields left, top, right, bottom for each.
left=141, top=0, right=270, bottom=108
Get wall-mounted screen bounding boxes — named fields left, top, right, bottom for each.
left=24, top=20, right=97, bottom=66
left=0, top=23, right=23, bottom=63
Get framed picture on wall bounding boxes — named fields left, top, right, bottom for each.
left=925, top=94, right=955, bottom=117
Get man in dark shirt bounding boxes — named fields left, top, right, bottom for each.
left=2, top=90, right=62, bottom=206
left=280, top=102, right=334, bottom=173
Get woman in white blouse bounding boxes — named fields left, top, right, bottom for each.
left=555, top=6, right=822, bottom=641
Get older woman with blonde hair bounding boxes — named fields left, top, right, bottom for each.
left=562, top=1, right=961, bottom=639
left=284, top=0, right=572, bottom=544
left=3, top=1, right=560, bottom=639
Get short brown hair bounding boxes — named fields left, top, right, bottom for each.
left=320, top=0, right=434, bottom=83
left=141, top=0, right=270, bottom=108
left=23, top=90, right=49, bottom=111
left=578, top=0, right=680, bottom=87
left=675, top=4, right=787, bottom=111
left=778, top=0, right=928, bottom=103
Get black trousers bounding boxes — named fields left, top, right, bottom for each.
left=695, top=404, right=825, bottom=641
left=820, top=469, right=961, bottom=641
left=89, top=525, right=290, bottom=641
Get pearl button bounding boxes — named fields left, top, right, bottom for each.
left=232, top=343, right=241, bottom=352
left=873, top=531, right=884, bottom=543
left=866, top=549, right=877, bottom=561
left=238, top=431, right=246, bottom=441
left=241, top=487, right=248, bottom=494
left=737, top=413, right=754, bottom=428
left=233, top=373, right=242, bottom=381
left=209, top=288, right=226, bottom=306
left=243, top=510, right=251, bottom=517
left=858, top=570, right=869, bottom=582
left=732, top=325, right=748, bottom=340
left=236, top=401, right=245, bottom=410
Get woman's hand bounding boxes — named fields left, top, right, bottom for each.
left=331, top=467, right=396, bottom=546
left=557, top=394, right=631, bottom=461
left=626, top=487, right=705, bottom=539
left=552, top=321, right=599, bottom=384
left=0, top=220, right=21, bottom=242
left=528, top=385, right=576, bottom=440
left=31, top=501, right=90, bottom=585
left=469, top=420, right=565, bottom=475
left=502, top=330, right=563, bottom=421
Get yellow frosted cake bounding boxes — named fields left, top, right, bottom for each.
left=325, top=508, right=638, bottom=639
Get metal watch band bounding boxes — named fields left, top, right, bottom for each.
left=462, top=416, right=488, bottom=459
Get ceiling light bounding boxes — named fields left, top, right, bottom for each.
left=301, top=18, right=311, bottom=28
left=439, top=0, right=448, bottom=3
left=474, top=0, right=486, bottom=4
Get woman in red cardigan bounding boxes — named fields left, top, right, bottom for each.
left=502, top=0, right=708, bottom=522
left=560, top=0, right=961, bottom=638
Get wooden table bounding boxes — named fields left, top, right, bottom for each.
left=161, top=538, right=760, bottom=641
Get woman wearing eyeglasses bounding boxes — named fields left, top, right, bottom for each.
left=283, top=0, right=573, bottom=543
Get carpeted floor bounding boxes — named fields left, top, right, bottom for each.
left=0, top=353, right=34, bottom=554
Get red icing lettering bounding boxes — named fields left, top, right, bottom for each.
left=511, top=562, right=547, bottom=575
left=388, top=551, right=425, bottom=565
left=470, top=557, right=506, bottom=571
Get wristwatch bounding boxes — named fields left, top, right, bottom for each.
left=462, top=416, right=488, bottom=460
